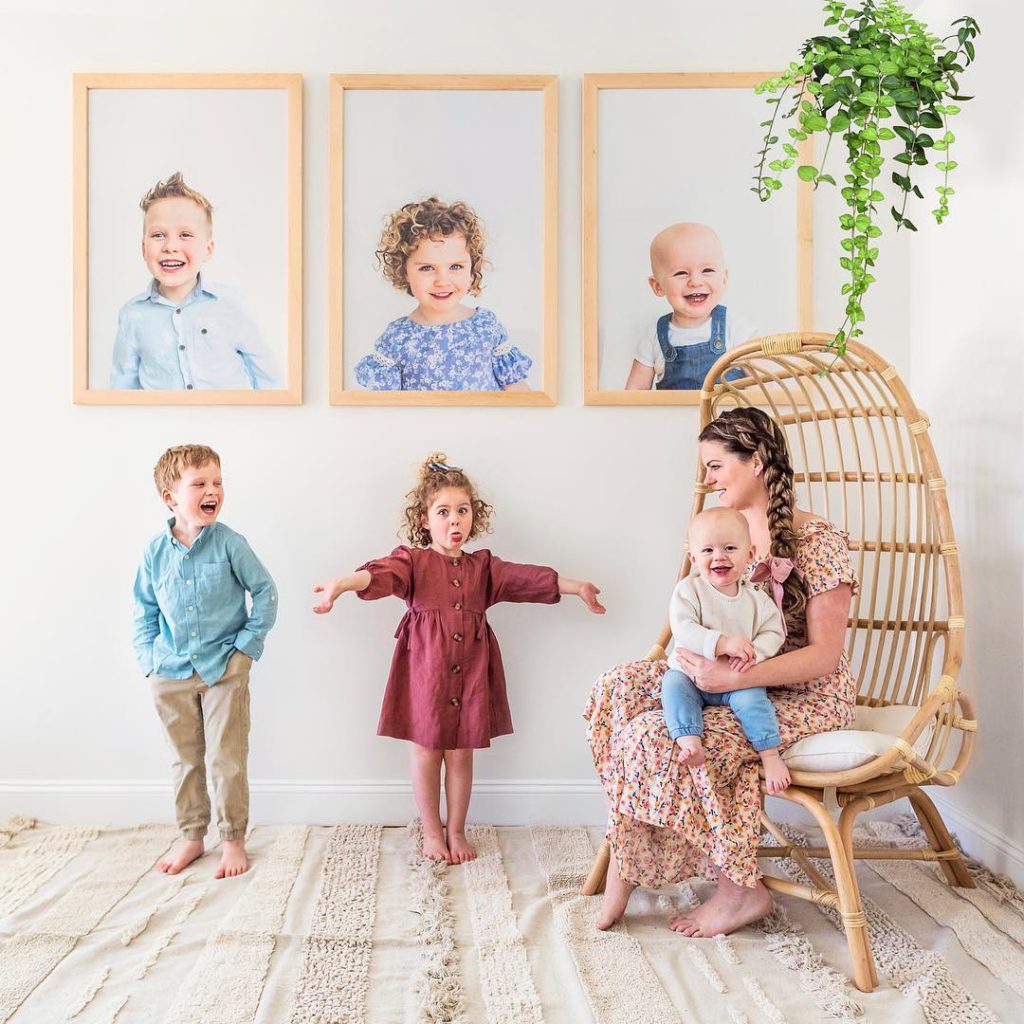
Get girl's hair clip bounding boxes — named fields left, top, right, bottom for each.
left=427, top=461, right=461, bottom=474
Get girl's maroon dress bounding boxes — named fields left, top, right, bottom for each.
left=357, top=546, right=560, bottom=748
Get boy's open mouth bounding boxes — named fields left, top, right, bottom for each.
left=685, top=292, right=709, bottom=304
left=200, top=500, right=218, bottom=514
left=160, top=260, right=186, bottom=271
left=711, top=565, right=733, bottom=576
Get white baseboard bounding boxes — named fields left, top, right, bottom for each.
left=929, top=794, right=1024, bottom=887
left=0, top=778, right=608, bottom=828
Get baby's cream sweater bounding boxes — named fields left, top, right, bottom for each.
left=667, top=575, right=785, bottom=672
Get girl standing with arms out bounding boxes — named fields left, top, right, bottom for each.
left=355, top=198, right=533, bottom=391
left=314, top=454, right=605, bottom=863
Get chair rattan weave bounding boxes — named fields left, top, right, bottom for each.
left=581, top=333, right=976, bottom=993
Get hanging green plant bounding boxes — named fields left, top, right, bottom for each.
left=754, top=0, right=979, bottom=354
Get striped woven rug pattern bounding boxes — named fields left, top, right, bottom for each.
left=0, top=819, right=1019, bottom=1023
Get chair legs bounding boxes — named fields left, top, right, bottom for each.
left=907, top=788, right=975, bottom=888
left=582, top=840, right=610, bottom=895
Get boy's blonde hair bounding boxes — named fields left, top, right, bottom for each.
left=154, top=444, right=221, bottom=495
left=141, top=172, right=214, bottom=228
left=401, top=451, right=493, bottom=548
left=376, top=197, right=487, bottom=296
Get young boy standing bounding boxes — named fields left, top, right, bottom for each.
left=133, top=444, right=277, bottom=877
left=110, top=172, right=282, bottom=390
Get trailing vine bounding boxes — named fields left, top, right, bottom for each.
left=754, top=1, right=979, bottom=354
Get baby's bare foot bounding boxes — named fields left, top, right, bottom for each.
left=155, top=838, right=204, bottom=874
left=215, top=838, right=249, bottom=879
left=421, top=829, right=451, bottom=863
left=674, top=735, right=706, bottom=767
left=447, top=831, right=477, bottom=864
left=761, top=751, right=791, bottom=795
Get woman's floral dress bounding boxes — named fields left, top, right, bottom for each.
left=584, top=521, right=859, bottom=889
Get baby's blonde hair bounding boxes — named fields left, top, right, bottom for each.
left=376, top=197, right=487, bottom=296
left=688, top=506, right=751, bottom=546
left=401, top=451, right=493, bottom=548
left=153, top=444, right=221, bottom=495
left=141, top=172, right=213, bottom=228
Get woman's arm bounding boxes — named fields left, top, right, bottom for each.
left=675, top=583, right=853, bottom=693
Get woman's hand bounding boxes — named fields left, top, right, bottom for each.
left=674, top=648, right=740, bottom=693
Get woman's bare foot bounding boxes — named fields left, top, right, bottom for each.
left=155, top=839, right=204, bottom=874
left=669, top=877, right=773, bottom=936
left=674, top=735, right=706, bottom=767
left=421, top=828, right=451, bottom=863
left=446, top=830, right=477, bottom=864
left=596, top=851, right=636, bottom=930
left=761, top=750, right=790, bottom=795
left=215, top=838, right=249, bottom=879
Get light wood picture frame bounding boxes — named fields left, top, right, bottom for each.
left=73, top=73, right=303, bottom=405
left=329, top=74, right=558, bottom=406
left=583, top=73, right=814, bottom=406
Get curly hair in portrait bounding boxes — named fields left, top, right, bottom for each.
left=140, top=171, right=213, bottom=227
left=698, top=407, right=807, bottom=617
left=401, top=451, right=494, bottom=548
left=376, top=197, right=488, bottom=296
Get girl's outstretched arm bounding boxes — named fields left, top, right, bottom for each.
left=312, top=570, right=372, bottom=614
left=558, top=576, right=606, bottom=614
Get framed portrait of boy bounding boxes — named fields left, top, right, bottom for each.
left=329, top=74, right=558, bottom=407
left=583, top=73, right=814, bottom=406
left=73, top=73, right=303, bottom=405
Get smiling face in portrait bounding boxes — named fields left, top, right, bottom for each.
left=405, top=234, right=474, bottom=324
left=422, top=487, right=474, bottom=557
left=162, top=460, right=224, bottom=537
left=142, top=196, right=215, bottom=303
left=648, top=223, right=728, bottom=329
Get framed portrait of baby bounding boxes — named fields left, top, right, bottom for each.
left=329, top=75, right=558, bottom=406
left=73, top=73, right=303, bottom=405
left=583, top=73, right=814, bottom=406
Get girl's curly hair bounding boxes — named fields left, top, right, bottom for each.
left=376, top=197, right=488, bottom=296
left=401, top=451, right=494, bottom=548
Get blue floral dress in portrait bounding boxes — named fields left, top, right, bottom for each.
left=355, top=307, right=532, bottom=391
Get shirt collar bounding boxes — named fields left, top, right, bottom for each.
left=165, top=517, right=213, bottom=550
left=136, top=272, right=218, bottom=307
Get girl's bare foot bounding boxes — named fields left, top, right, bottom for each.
left=674, top=735, right=706, bottom=767
left=596, top=851, right=636, bottom=930
left=156, top=838, right=204, bottom=874
left=669, top=877, right=772, bottom=936
left=215, top=838, right=249, bottom=879
left=421, top=829, right=451, bottom=863
left=446, top=830, right=477, bottom=864
left=761, top=750, right=790, bottom=795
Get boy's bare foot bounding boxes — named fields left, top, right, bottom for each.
left=596, top=853, right=636, bottom=930
left=421, top=828, right=451, bottom=863
left=761, top=750, right=791, bottom=795
left=446, top=831, right=477, bottom=864
left=674, top=735, right=706, bottom=767
left=156, top=838, right=204, bottom=874
left=669, top=879, right=773, bottom=937
left=215, top=838, right=249, bottom=879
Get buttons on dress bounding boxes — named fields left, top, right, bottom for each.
left=453, top=633, right=463, bottom=642
left=451, top=664, right=461, bottom=674
left=450, top=697, right=461, bottom=707
left=453, top=602, right=462, bottom=610
left=451, top=579, right=461, bottom=588
left=451, top=558, right=461, bottom=567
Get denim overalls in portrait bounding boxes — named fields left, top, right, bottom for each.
left=654, top=304, right=730, bottom=391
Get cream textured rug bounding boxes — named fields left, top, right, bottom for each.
left=0, top=815, right=1021, bottom=1023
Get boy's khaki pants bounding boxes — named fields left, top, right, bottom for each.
left=150, top=650, right=251, bottom=841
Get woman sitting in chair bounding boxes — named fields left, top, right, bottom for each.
left=586, top=406, right=858, bottom=936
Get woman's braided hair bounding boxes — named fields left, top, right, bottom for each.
left=698, top=407, right=807, bottom=617
left=401, top=451, right=494, bottom=548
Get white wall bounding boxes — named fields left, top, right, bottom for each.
left=0, top=1, right=916, bottom=828
left=911, top=0, right=1024, bottom=881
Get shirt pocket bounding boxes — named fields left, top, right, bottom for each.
left=196, top=561, right=237, bottom=605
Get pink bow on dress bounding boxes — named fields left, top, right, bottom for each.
left=749, top=557, right=799, bottom=638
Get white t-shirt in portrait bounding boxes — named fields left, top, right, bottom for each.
left=633, top=311, right=760, bottom=385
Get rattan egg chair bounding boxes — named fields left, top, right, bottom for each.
left=582, top=333, right=976, bottom=993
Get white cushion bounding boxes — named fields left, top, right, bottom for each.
left=782, top=703, right=933, bottom=773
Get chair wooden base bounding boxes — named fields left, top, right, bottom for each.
left=580, top=786, right=974, bottom=993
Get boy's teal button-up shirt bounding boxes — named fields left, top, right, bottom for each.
left=133, top=520, right=278, bottom=684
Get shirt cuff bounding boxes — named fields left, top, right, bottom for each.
left=703, top=630, right=722, bottom=660
left=233, top=630, right=264, bottom=661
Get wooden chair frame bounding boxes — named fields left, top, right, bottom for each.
left=582, top=333, right=976, bottom=993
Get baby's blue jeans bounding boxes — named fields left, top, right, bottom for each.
left=661, top=668, right=781, bottom=752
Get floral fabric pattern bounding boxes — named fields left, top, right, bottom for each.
left=355, top=306, right=531, bottom=391
left=584, top=521, right=860, bottom=889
